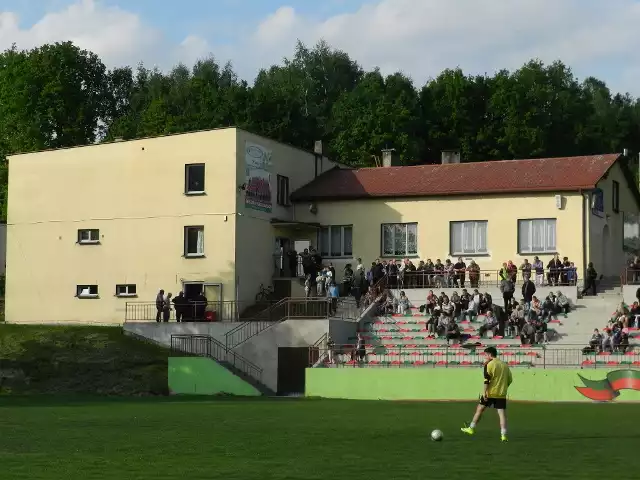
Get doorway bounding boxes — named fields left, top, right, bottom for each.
left=182, top=282, right=224, bottom=320
left=277, top=347, right=309, bottom=395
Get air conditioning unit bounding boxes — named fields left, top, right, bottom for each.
left=555, top=195, right=562, bottom=209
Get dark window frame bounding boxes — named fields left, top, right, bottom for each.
left=184, top=225, right=205, bottom=257
left=185, top=163, right=206, bottom=195
left=276, top=175, right=290, bottom=206
left=317, top=225, right=353, bottom=258
left=613, top=180, right=620, bottom=213
left=115, top=284, right=137, bottom=297
left=76, top=285, right=99, bottom=298
left=77, top=228, right=100, bottom=244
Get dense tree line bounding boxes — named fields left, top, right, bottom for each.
left=1, top=40, right=640, bottom=218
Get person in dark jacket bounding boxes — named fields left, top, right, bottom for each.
left=351, top=266, right=365, bottom=308
left=522, top=279, right=536, bottom=306
left=500, top=279, right=514, bottom=312
left=581, top=262, right=598, bottom=296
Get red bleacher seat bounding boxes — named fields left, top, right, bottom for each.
left=436, top=361, right=448, bottom=366
left=391, top=360, right=402, bottom=365
left=607, top=361, right=620, bottom=366
left=582, top=360, right=595, bottom=366
left=414, top=360, right=425, bottom=366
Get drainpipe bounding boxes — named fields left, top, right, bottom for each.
left=581, top=189, right=588, bottom=287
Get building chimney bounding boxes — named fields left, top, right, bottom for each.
left=441, top=150, right=461, bottom=164
left=382, top=148, right=400, bottom=167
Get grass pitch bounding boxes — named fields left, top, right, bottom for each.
left=0, top=397, right=637, bottom=479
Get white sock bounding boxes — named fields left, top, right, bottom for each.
left=469, top=422, right=476, bottom=428
left=501, top=428, right=507, bottom=435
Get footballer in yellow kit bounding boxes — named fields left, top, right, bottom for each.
left=461, top=346, right=512, bottom=442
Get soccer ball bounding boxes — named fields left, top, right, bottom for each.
left=431, top=429, right=443, bottom=442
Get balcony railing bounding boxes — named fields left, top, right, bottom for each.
left=312, top=344, right=640, bottom=369
left=125, top=300, right=275, bottom=323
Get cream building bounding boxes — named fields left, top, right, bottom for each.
left=6, top=130, right=639, bottom=325
left=291, top=153, right=640, bottom=284
left=6, top=128, right=335, bottom=323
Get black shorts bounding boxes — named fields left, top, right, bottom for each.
left=479, top=396, right=507, bottom=410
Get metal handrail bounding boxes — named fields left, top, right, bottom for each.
left=170, top=334, right=263, bottom=381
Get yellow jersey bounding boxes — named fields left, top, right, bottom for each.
left=483, top=358, right=512, bottom=399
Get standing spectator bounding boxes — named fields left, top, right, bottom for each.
left=532, top=256, right=544, bottom=286
left=522, top=278, right=536, bottom=307
left=581, top=262, right=598, bottom=296
left=547, top=255, right=562, bottom=286
left=454, top=257, right=467, bottom=287
left=328, top=282, right=339, bottom=316
left=342, top=264, right=354, bottom=297
left=520, top=259, right=532, bottom=282
left=467, top=260, right=480, bottom=288
left=304, top=275, right=312, bottom=298
left=162, top=293, right=172, bottom=323
left=172, top=291, right=187, bottom=322
left=155, top=289, right=165, bottom=323
left=500, top=277, right=515, bottom=311
left=351, top=266, right=365, bottom=308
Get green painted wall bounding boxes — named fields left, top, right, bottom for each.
left=169, top=357, right=261, bottom=396
left=306, top=368, right=640, bottom=403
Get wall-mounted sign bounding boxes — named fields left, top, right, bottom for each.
left=244, top=142, right=272, bottom=213
left=591, top=188, right=604, bottom=217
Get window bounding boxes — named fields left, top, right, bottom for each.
left=613, top=180, right=620, bottom=213
left=185, top=164, right=205, bottom=194
left=518, top=219, right=557, bottom=254
left=318, top=225, right=353, bottom=257
left=450, top=221, right=488, bottom=255
left=78, top=229, right=99, bottom=244
left=381, top=223, right=418, bottom=256
left=184, top=226, right=205, bottom=257
left=115, top=284, right=137, bottom=297
left=276, top=175, right=290, bottom=206
left=76, top=285, right=98, bottom=298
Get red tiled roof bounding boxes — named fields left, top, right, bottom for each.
left=290, top=154, right=621, bottom=201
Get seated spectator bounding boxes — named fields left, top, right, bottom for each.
left=460, top=289, right=470, bottom=311
left=440, top=297, right=455, bottom=321
left=445, top=321, right=462, bottom=344
left=425, top=290, right=437, bottom=314
left=533, top=317, right=549, bottom=344
left=610, top=302, right=629, bottom=328
left=529, top=296, right=542, bottom=320
left=450, top=291, right=462, bottom=319
left=555, top=291, right=571, bottom=314
left=630, top=302, right=640, bottom=328
left=620, top=328, right=630, bottom=353
left=478, top=293, right=492, bottom=314
left=583, top=328, right=602, bottom=353
left=464, top=295, right=478, bottom=321
left=508, top=301, right=526, bottom=337
left=397, top=291, right=410, bottom=315
left=542, top=295, right=556, bottom=321
left=478, top=311, right=499, bottom=338
left=520, top=320, right=536, bottom=345
left=602, top=328, right=614, bottom=353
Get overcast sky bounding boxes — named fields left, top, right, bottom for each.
left=2, top=0, right=640, bottom=95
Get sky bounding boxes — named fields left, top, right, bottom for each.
left=2, top=0, right=640, bottom=95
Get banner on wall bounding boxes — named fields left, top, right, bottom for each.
left=244, top=142, right=273, bottom=213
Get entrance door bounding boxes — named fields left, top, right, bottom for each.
left=182, top=282, right=223, bottom=321
left=277, top=347, right=309, bottom=395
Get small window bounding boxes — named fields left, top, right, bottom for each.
left=185, top=164, right=205, bottom=194
left=318, top=225, right=353, bottom=257
left=613, top=180, right=620, bottom=213
left=78, top=229, right=99, bottom=244
left=277, top=175, right=290, bottom=206
left=381, top=223, right=418, bottom=256
left=76, top=285, right=98, bottom=298
left=450, top=221, right=488, bottom=255
left=115, top=284, right=137, bottom=297
left=518, top=219, right=557, bottom=254
left=184, top=226, right=205, bottom=257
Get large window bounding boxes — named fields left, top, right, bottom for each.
left=613, top=180, right=620, bottom=213
left=276, top=175, right=290, bottom=206
left=185, top=164, right=205, bottom=194
left=518, top=219, right=557, bottom=254
left=381, top=223, right=418, bottom=257
left=184, top=226, right=205, bottom=257
left=450, top=221, right=488, bottom=255
left=318, top=226, right=353, bottom=257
